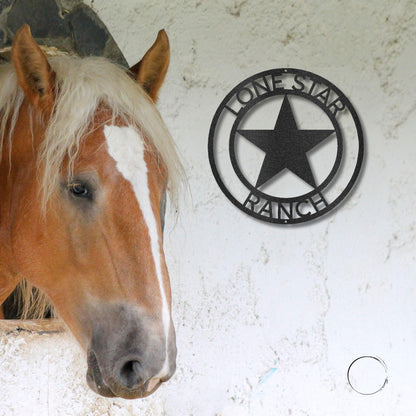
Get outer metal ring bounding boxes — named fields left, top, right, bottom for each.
left=347, top=355, right=388, bottom=395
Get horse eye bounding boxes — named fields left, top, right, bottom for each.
left=68, top=182, right=90, bottom=198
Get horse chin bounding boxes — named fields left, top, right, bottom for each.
left=86, top=350, right=116, bottom=398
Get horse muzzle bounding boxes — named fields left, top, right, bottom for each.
left=86, top=349, right=173, bottom=398
left=84, top=303, right=176, bottom=399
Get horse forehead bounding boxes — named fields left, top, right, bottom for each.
left=103, top=125, right=149, bottom=178
left=103, top=125, right=159, bottom=207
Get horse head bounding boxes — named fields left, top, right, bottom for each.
left=0, top=25, right=182, bottom=399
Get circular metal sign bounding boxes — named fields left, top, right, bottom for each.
left=208, top=68, right=364, bottom=224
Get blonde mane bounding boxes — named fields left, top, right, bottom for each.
left=0, top=55, right=184, bottom=319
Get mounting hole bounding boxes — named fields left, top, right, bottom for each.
left=347, top=356, right=388, bottom=395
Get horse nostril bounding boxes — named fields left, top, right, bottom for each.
left=119, top=360, right=142, bottom=389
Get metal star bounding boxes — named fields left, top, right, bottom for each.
left=237, top=95, right=335, bottom=188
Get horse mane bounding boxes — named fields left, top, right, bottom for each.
left=0, top=55, right=184, bottom=319
left=4, top=278, right=54, bottom=320
left=0, top=55, right=184, bottom=207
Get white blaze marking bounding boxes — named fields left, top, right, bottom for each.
left=104, top=125, right=170, bottom=376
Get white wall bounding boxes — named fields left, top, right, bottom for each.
left=1, top=1, right=416, bottom=415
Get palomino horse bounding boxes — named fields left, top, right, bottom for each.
left=0, top=25, right=183, bottom=399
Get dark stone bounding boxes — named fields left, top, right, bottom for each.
left=0, top=1, right=14, bottom=48
left=7, top=0, right=71, bottom=40
left=103, top=38, right=129, bottom=67
left=0, top=27, right=7, bottom=46
left=0, top=0, right=128, bottom=67
left=0, top=0, right=13, bottom=10
left=65, top=4, right=107, bottom=56
left=64, top=3, right=127, bottom=66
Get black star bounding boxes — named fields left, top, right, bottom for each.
left=237, top=95, right=335, bottom=189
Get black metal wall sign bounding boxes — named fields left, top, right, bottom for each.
left=208, top=68, right=364, bottom=224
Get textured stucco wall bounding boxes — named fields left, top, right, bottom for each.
left=1, top=1, right=416, bottom=415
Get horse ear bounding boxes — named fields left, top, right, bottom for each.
left=11, top=25, right=55, bottom=114
left=130, top=30, right=170, bottom=102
